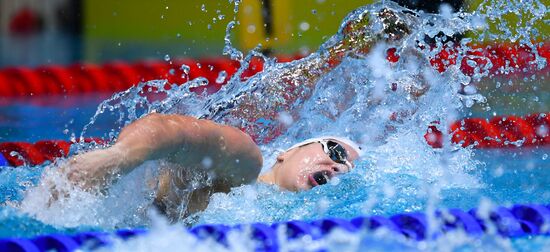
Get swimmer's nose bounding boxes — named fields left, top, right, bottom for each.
left=312, top=170, right=332, bottom=186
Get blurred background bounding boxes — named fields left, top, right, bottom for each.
left=0, top=0, right=476, bottom=67
left=0, top=0, right=547, bottom=144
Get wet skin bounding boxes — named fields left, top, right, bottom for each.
left=258, top=140, right=359, bottom=191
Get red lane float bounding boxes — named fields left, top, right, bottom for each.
left=0, top=55, right=302, bottom=98
left=0, top=113, right=547, bottom=167
left=0, top=43, right=548, bottom=98
left=424, top=113, right=550, bottom=148
left=0, top=138, right=105, bottom=167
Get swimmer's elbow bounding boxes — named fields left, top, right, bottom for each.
left=221, top=128, right=263, bottom=186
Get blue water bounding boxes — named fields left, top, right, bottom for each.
left=0, top=94, right=118, bottom=143
left=1, top=147, right=548, bottom=234
left=0, top=1, right=549, bottom=251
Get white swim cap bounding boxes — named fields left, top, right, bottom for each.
left=286, top=136, right=364, bottom=156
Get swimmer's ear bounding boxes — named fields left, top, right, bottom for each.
left=277, top=148, right=296, bottom=163
left=276, top=153, right=285, bottom=162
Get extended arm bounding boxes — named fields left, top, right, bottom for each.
left=63, top=113, right=263, bottom=190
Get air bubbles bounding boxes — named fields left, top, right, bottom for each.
left=543, top=154, right=548, bottom=160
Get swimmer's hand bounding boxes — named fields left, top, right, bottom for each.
left=61, top=146, right=128, bottom=190
left=329, top=7, right=411, bottom=60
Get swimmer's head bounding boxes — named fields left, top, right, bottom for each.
left=258, top=137, right=362, bottom=191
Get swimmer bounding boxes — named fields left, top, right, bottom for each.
left=51, top=113, right=360, bottom=221
left=44, top=4, right=418, bottom=221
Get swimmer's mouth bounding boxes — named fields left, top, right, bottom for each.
left=308, top=170, right=332, bottom=188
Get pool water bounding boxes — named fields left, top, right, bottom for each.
left=0, top=147, right=549, bottom=248
left=0, top=0, right=549, bottom=251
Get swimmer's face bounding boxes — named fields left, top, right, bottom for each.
left=271, top=140, right=359, bottom=191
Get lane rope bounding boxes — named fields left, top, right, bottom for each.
left=0, top=113, right=547, bottom=167
left=0, top=43, right=547, bottom=98
left=1, top=203, right=549, bottom=251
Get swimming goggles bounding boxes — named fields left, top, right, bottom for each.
left=318, top=140, right=351, bottom=168
left=312, top=140, right=351, bottom=186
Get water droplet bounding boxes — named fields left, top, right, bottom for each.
left=277, top=111, right=294, bottom=126
left=543, top=154, right=548, bottom=160
left=201, top=4, right=207, bottom=12
left=463, top=85, right=477, bottom=95
left=216, top=71, right=227, bottom=84
left=164, top=54, right=171, bottom=61
left=180, top=64, right=190, bottom=75
left=201, top=156, right=213, bottom=168
left=299, top=22, right=310, bottom=31
left=329, top=177, right=340, bottom=186
left=232, top=0, right=241, bottom=13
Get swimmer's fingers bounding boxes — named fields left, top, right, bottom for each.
left=45, top=180, right=69, bottom=207
left=339, top=8, right=412, bottom=56
left=65, top=166, right=106, bottom=191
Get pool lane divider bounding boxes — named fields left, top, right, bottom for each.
left=0, top=43, right=547, bottom=98
left=0, top=112, right=548, bottom=168
left=0, top=138, right=105, bottom=167
left=1, top=204, right=549, bottom=252
left=0, top=55, right=298, bottom=99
